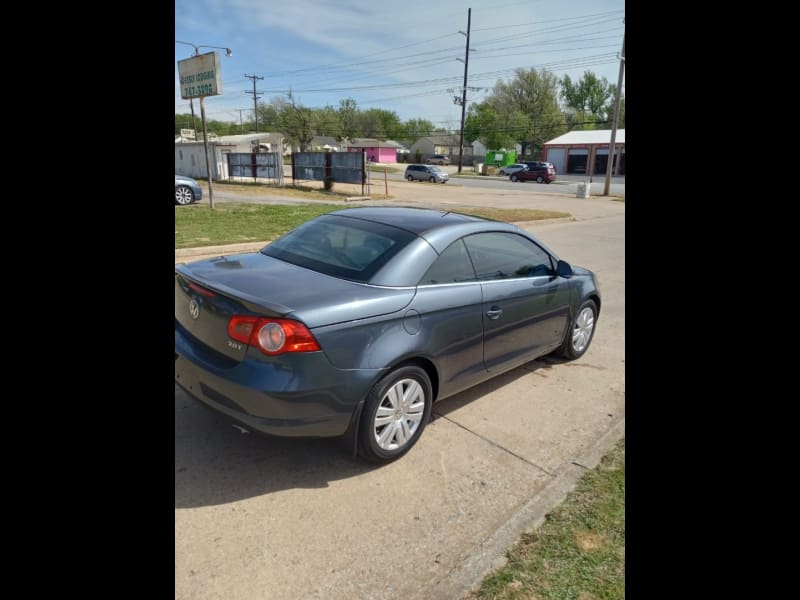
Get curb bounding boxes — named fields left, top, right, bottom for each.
left=431, top=417, right=625, bottom=599
left=175, top=241, right=268, bottom=261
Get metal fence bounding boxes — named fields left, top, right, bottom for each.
left=293, top=152, right=364, bottom=185
left=226, top=152, right=283, bottom=182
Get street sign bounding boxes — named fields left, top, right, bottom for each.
left=178, top=51, right=223, bottom=99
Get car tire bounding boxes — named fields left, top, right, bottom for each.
left=429, top=176, right=436, bottom=183
left=555, top=299, right=597, bottom=360
left=407, top=175, right=414, bottom=182
left=511, top=175, right=519, bottom=182
left=536, top=176, right=544, bottom=183
left=358, top=365, right=432, bottom=464
left=175, top=185, right=194, bottom=205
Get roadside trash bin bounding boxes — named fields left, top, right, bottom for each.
left=576, top=182, right=590, bottom=198
left=476, top=162, right=483, bottom=174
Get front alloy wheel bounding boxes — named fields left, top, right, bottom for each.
left=175, top=185, right=194, bottom=205
left=556, top=299, right=597, bottom=359
left=358, top=366, right=432, bottom=464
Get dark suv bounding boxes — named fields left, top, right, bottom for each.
left=510, top=164, right=556, bottom=184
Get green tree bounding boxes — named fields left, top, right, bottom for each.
left=373, top=108, right=404, bottom=140
left=281, top=92, right=316, bottom=151
left=465, top=100, right=524, bottom=150
left=314, top=105, right=342, bottom=138
left=492, top=67, right=565, bottom=157
left=354, top=108, right=401, bottom=139
left=175, top=113, right=197, bottom=136
left=338, top=98, right=359, bottom=141
left=604, top=91, right=625, bottom=129
left=560, top=70, right=614, bottom=129
left=401, top=118, right=437, bottom=145
left=256, top=100, right=283, bottom=132
left=205, top=119, right=237, bottom=136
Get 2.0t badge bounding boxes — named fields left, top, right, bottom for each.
left=189, top=298, right=200, bottom=320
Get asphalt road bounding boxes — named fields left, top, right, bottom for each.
left=382, top=165, right=626, bottom=197
left=175, top=188, right=625, bottom=599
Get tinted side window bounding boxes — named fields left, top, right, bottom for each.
left=464, top=232, right=553, bottom=281
left=419, top=240, right=476, bottom=285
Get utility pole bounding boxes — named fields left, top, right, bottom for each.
left=189, top=99, right=197, bottom=135
left=603, top=29, right=625, bottom=196
left=457, top=8, right=472, bottom=174
left=238, top=109, right=244, bottom=134
left=245, top=74, right=264, bottom=132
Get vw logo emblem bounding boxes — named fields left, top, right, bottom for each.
left=189, top=299, right=200, bottom=320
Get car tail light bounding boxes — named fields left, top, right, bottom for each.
left=227, top=315, right=321, bottom=355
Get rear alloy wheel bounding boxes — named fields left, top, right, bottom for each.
left=175, top=185, right=194, bottom=205
left=536, top=176, right=544, bottom=183
left=556, top=299, right=597, bottom=360
left=511, top=175, right=520, bottom=182
left=407, top=174, right=414, bottom=181
left=358, top=366, right=432, bottom=464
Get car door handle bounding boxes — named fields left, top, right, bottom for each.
left=486, top=306, right=503, bottom=320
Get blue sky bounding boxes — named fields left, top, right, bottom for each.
left=175, top=0, right=625, bottom=130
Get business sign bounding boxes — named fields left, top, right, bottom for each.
left=178, top=51, right=223, bottom=99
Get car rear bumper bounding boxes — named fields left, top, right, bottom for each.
left=175, top=326, right=383, bottom=438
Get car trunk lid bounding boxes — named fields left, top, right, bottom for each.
left=175, top=252, right=415, bottom=359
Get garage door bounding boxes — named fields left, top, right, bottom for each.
left=545, top=148, right=565, bottom=173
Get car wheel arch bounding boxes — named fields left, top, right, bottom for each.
left=382, top=356, right=440, bottom=403
left=340, top=355, right=439, bottom=459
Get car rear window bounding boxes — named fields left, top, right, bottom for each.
left=262, top=214, right=417, bottom=283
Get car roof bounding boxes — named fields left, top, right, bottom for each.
left=328, top=207, right=485, bottom=236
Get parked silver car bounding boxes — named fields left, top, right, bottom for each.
left=425, top=154, right=450, bottom=165
left=405, top=164, right=449, bottom=183
left=175, top=174, right=202, bottom=205
left=497, top=163, right=527, bottom=176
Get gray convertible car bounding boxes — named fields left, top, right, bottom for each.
left=175, top=207, right=600, bottom=463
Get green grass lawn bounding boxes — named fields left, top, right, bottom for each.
left=471, top=438, right=625, bottom=600
left=175, top=203, right=571, bottom=249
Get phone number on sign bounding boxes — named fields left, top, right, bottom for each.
left=183, top=84, right=215, bottom=97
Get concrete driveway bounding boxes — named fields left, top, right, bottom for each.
left=175, top=190, right=625, bottom=599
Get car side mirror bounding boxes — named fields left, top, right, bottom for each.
left=556, top=260, right=573, bottom=278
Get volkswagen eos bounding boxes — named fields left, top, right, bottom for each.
left=175, top=207, right=600, bottom=463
